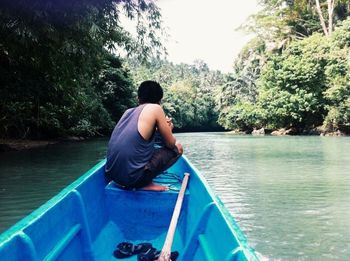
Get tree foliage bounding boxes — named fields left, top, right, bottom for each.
left=218, top=38, right=266, bottom=130
left=322, top=18, right=350, bottom=131
left=0, top=0, right=164, bottom=138
left=258, top=33, right=329, bottom=129
left=127, top=58, right=226, bottom=131
left=247, top=0, right=350, bottom=40
left=219, top=1, right=350, bottom=133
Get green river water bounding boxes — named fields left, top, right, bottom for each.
left=0, top=133, right=350, bottom=260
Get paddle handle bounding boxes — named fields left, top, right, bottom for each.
left=158, top=173, right=190, bottom=261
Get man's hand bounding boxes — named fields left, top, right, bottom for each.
left=166, top=116, right=174, bottom=130
left=176, top=143, right=183, bottom=155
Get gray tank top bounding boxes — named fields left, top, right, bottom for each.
left=105, top=104, right=155, bottom=185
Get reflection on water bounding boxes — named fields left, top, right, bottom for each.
left=1, top=134, right=350, bottom=260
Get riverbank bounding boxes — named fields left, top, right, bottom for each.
left=0, top=139, right=58, bottom=152
left=2, top=127, right=348, bottom=152
left=0, top=128, right=220, bottom=152
left=0, top=137, right=89, bottom=152
left=230, top=127, right=349, bottom=136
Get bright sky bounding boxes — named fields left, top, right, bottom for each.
left=157, top=0, right=260, bottom=72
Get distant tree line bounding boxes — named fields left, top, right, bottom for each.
left=127, top=59, right=226, bottom=131
left=218, top=0, right=350, bottom=134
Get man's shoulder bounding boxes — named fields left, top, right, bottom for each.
left=143, top=103, right=163, bottom=113
left=140, top=104, right=164, bottom=123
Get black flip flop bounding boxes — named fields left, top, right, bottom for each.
left=137, top=247, right=179, bottom=261
left=114, top=242, right=153, bottom=258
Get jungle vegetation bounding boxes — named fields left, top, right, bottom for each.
left=0, top=0, right=164, bottom=138
left=1, top=0, right=350, bottom=139
left=218, top=0, right=350, bottom=134
left=127, top=58, right=226, bottom=131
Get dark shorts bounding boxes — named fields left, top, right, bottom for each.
left=131, top=146, right=181, bottom=188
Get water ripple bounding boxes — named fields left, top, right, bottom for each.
left=178, top=133, right=350, bottom=261
left=1, top=135, right=350, bottom=261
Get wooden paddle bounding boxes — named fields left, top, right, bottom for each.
left=158, top=172, right=190, bottom=261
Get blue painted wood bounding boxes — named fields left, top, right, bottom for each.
left=44, top=224, right=81, bottom=261
left=0, top=156, right=259, bottom=261
left=18, top=232, right=38, bottom=260
left=181, top=202, right=215, bottom=259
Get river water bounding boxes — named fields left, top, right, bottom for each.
left=0, top=133, right=350, bottom=260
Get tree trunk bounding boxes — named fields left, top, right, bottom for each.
left=315, top=0, right=336, bottom=36
left=315, top=0, right=329, bottom=36
left=327, top=0, right=335, bottom=35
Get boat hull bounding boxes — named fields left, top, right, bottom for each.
left=0, top=156, right=258, bottom=260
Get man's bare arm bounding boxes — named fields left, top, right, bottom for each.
left=154, top=105, right=176, bottom=149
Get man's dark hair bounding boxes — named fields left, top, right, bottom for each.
left=137, top=81, right=163, bottom=104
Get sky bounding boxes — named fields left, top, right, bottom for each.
left=156, top=0, right=261, bottom=72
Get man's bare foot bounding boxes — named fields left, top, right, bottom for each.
left=140, top=183, right=169, bottom=192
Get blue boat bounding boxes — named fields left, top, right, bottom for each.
left=0, top=156, right=258, bottom=260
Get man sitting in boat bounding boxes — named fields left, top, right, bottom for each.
left=105, top=80, right=183, bottom=191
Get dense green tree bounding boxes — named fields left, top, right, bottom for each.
left=258, top=33, right=329, bottom=129
left=323, top=18, right=350, bottom=131
left=246, top=0, right=350, bottom=42
left=127, top=58, right=225, bottom=131
left=0, top=0, right=164, bottom=138
left=219, top=1, right=350, bottom=133
left=93, top=53, right=137, bottom=134
left=218, top=38, right=266, bottom=130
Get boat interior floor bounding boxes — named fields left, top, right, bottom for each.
left=92, top=221, right=183, bottom=261
left=99, top=171, right=188, bottom=260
